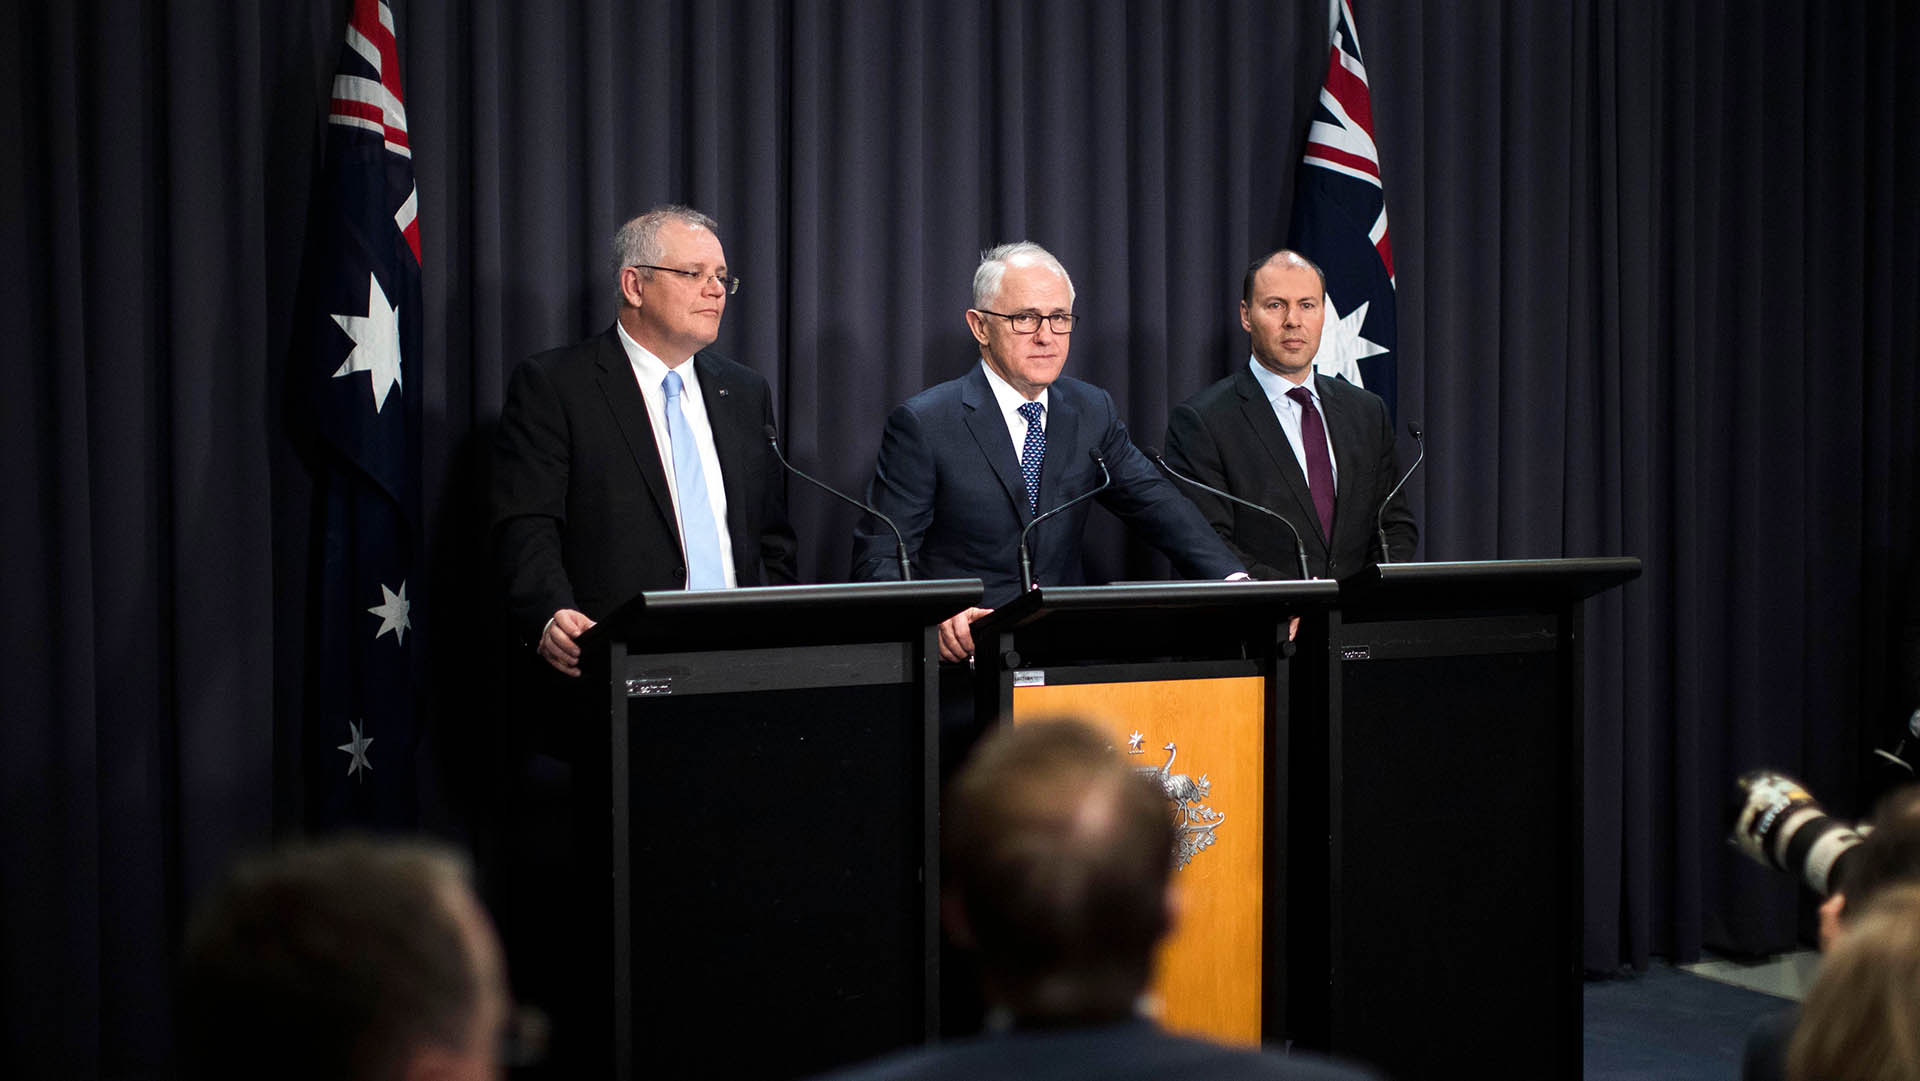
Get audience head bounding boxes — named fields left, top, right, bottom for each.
left=942, top=718, right=1177, bottom=1024
left=1788, top=883, right=1920, bottom=1081
left=181, top=837, right=510, bottom=1081
left=965, top=241, right=1077, bottom=400
left=1821, top=783, right=1920, bottom=950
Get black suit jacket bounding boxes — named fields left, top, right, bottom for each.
left=850, top=366, right=1243, bottom=607
left=1164, top=366, right=1415, bottom=580
left=489, top=327, right=798, bottom=641
left=805, top=1018, right=1383, bottom=1081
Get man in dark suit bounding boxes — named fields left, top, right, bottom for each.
left=1164, top=250, right=1415, bottom=581
left=491, top=205, right=797, bottom=677
left=805, top=718, right=1379, bottom=1081
left=851, top=242, right=1244, bottom=661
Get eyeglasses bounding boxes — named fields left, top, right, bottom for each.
left=973, top=309, right=1077, bottom=335
left=630, top=264, right=742, bottom=295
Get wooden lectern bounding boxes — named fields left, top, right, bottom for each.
left=579, top=579, right=981, bottom=1081
left=969, top=580, right=1339, bottom=1047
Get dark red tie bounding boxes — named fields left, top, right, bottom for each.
left=1286, top=386, right=1336, bottom=538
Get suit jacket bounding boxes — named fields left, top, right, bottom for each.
left=1163, top=367, right=1416, bottom=581
left=489, top=327, right=798, bottom=641
left=850, top=366, right=1242, bottom=607
left=805, top=1018, right=1382, bottom=1081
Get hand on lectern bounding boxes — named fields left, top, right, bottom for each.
left=938, top=607, right=994, bottom=663
left=539, top=608, right=596, bottom=677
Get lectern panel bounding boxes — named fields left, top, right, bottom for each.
left=623, top=683, right=925, bottom=1079
left=1010, top=677, right=1266, bottom=1046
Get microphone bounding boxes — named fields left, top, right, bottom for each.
left=1016, top=449, right=1112, bottom=594
left=1147, top=448, right=1311, bottom=580
left=1375, top=421, right=1426, bottom=566
left=765, top=423, right=912, bottom=581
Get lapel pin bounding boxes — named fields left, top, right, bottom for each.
left=717, top=388, right=729, bottom=397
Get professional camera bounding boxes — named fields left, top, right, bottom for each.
left=1730, top=770, right=1867, bottom=896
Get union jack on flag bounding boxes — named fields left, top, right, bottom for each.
left=309, top=0, right=422, bottom=828
left=1289, top=0, right=1399, bottom=420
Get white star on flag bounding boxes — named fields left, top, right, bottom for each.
left=331, top=271, right=403, bottom=412
left=338, top=720, right=374, bottom=779
left=368, top=580, right=410, bottom=645
left=1311, top=290, right=1389, bottom=387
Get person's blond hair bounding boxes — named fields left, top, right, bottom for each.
left=1788, top=882, right=1920, bottom=1081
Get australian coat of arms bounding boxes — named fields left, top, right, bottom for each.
left=1127, top=731, right=1225, bottom=869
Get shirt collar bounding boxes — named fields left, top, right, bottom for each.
left=1248, top=354, right=1315, bottom=407
left=617, top=321, right=698, bottom=392
left=980, top=359, right=1049, bottom=420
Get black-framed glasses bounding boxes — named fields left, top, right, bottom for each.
left=973, top=308, right=1077, bottom=335
left=630, top=264, right=742, bottom=295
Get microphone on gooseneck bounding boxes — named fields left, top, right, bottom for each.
left=1016, top=449, right=1112, bottom=594
left=1147, top=448, right=1312, bottom=581
left=764, top=423, right=912, bottom=581
left=1375, top=422, right=1426, bottom=565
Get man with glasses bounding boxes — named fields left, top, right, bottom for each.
left=851, top=241, right=1242, bottom=662
left=491, top=205, right=797, bottom=678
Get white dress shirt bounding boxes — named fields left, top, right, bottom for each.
left=617, top=323, right=737, bottom=587
left=980, top=360, right=1049, bottom=463
left=1247, top=355, right=1339, bottom=492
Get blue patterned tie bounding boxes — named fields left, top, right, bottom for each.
left=663, top=370, right=726, bottom=589
left=1017, top=400, right=1046, bottom=512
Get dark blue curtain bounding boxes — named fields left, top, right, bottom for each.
left=5, top=1, right=1917, bottom=1075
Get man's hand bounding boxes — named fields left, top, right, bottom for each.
left=538, top=608, right=596, bottom=677
left=938, top=606, right=995, bottom=663
left=1289, top=615, right=1301, bottom=642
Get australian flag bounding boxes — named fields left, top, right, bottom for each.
left=308, top=0, right=422, bottom=828
left=1288, top=0, right=1398, bottom=421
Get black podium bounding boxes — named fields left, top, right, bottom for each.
left=969, top=580, right=1340, bottom=1046
left=1289, top=558, right=1641, bottom=1080
left=579, top=579, right=981, bottom=1081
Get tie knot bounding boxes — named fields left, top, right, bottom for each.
left=1018, top=400, right=1044, bottom=423
left=663, top=369, right=684, bottom=398
left=1286, top=386, right=1313, bottom=408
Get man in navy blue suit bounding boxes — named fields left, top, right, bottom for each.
left=851, top=242, right=1244, bottom=661
left=805, top=719, right=1379, bottom=1081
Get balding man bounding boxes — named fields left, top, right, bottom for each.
left=807, top=718, right=1377, bottom=1081
left=1165, top=249, right=1415, bottom=581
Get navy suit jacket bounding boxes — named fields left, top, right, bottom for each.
left=1164, top=367, right=1415, bottom=581
left=851, top=366, right=1242, bottom=606
left=805, top=1018, right=1382, bottom=1081
left=489, top=327, right=798, bottom=642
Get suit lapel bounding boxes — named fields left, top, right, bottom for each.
left=1316, top=374, right=1366, bottom=539
left=961, top=367, right=1033, bottom=525
left=592, top=330, right=676, bottom=532
left=1234, top=367, right=1326, bottom=545
left=1036, top=383, right=1079, bottom=515
left=694, top=352, right=751, bottom=543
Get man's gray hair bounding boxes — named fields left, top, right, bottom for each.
left=972, top=241, right=1076, bottom=309
left=612, top=205, right=721, bottom=300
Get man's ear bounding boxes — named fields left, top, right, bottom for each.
left=965, top=309, right=992, bottom=347
left=1239, top=300, right=1253, bottom=335
left=1160, top=880, right=1183, bottom=941
left=620, top=265, right=645, bottom=309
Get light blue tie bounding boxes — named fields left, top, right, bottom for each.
left=662, top=369, right=726, bottom=589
